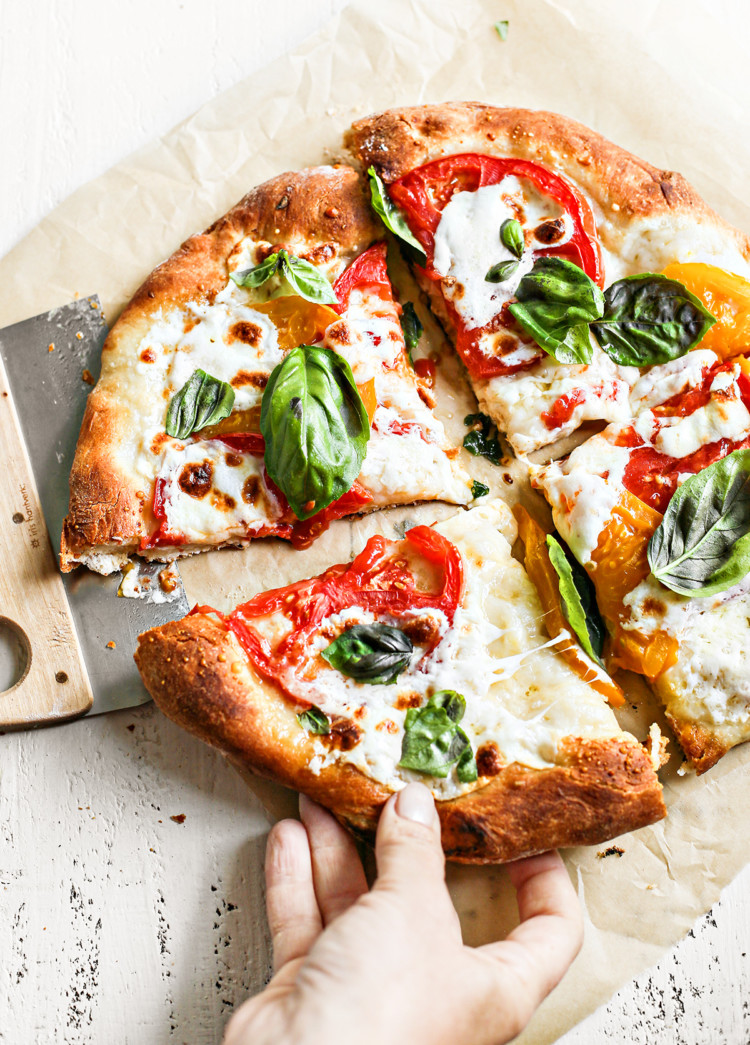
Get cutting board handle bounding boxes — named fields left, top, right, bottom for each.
left=0, top=356, right=92, bottom=727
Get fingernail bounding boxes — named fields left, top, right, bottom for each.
left=395, top=782, right=435, bottom=825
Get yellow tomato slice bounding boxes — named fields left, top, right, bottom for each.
left=356, top=378, right=378, bottom=425
left=513, top=505, right=625, bottom=706
left=199, top=406, right=262, bottom=438
left=663, top=261, right=750, bottom=360
left=587, top=489, right=678, bottom=681
left=252, top=297, right=341, bottom=353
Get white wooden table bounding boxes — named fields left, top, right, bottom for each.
left=1, top=2, right=749, bottom=1041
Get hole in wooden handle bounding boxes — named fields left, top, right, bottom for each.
left=0, top=617, right=31, bottom=694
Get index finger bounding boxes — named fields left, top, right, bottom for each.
left=477, top=851, right=583, bottom=1030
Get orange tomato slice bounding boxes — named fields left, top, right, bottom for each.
left=587, top=489, right=678, bottom=681
left=252, top=297, right=341, bottom=353
left=663, top=261, right=750, bottom=360
left=356, top=378, right=378, bottom=425
left=513, top=505, right=624, bottom=706
left=199, top=406, right=262, bottom=439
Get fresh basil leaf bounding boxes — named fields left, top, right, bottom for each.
left=456, top=731, right=478, bottom=783
left=297, top=707, right=330, bottom=734
left=430, top=689, right=466, bottom=723
left=400, top=301, right=423, bottom=365
left=398, top=691, right=475, bottom=780
left=367, top=167, right=427, bottom=262
left=260, top=345, right=370, bottom=520
left=647, top=448, right=750, bottom=596
left=508, top=257, right=604, bottom=365
left=280, top=251, right=338, bottom=305
left=485, top=259, right=520, bottom=283
left=230, top=251, right=282, bottom=290
left=471, top=480, right=490, bottom=498
left=322, top=623, right=413, bottom=684
left=463, top=412, right=504, bottom=466
left=592, top=273, right=716, bottom=367
left=500, top=217, right=524, bottom=259
left=546, top=534, right=605, bottom=665
left=494, top=19, right=509, bottom=39
left=165, top=369, right=235, bottom=439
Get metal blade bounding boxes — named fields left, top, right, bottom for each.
left=0, top=297, right=189, bottom=717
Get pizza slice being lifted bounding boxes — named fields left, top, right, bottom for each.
left=61, top=165, right=471, bottom=575
left=347, top=104, right=750, bottom=455
left=134, top=499, right=665, bottom=863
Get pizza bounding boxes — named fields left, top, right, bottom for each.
left=63, top=102, right=750, bottom=859
left=134, top=499, right=665, bottom=863
left=347, top=104, right=750, bottom=454
left=60, top=165, right=471, bottom=575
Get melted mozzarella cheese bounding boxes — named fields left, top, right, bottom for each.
left=359, top=428, right=471, bottom=505
left=533, top=433, right=632, bottom=564
left=158, top=440, right=277, bottom=543
left=280, top=500, right=630, bottom=799
left=477, top=347, right=637, bottom=455
left=630, top=350, right=719, bottom=412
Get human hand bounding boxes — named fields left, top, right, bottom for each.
left=224, top=783, right=583, bottom=1045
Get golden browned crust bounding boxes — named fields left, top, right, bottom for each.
left=346, top=103, right=750, bottom=253
left=135, top=613, right=666, bottom=864
left=61, top=165, right=380, bottom=571
left=666, top=714, right=729, bottom=776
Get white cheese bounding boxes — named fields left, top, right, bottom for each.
left=533, top=433, right=632, bottom=564
left=630, top=349, right=719, bottom=413
left=359, top=428, right=471, bottom=505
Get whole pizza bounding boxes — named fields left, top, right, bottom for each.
left=62, top=104, right=750, bottom=862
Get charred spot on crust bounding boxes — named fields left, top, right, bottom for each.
left=242, top=475, right=262, bottom=505
left=476, top=742, right=503, bottom=778
left=534, top=218, right=566, bottom=244
left=328, top=717, right=362, bottom=751
left=231, top=369, right=269, bottom=389
left=394, top=692, right=423, bottom=710
left=139, top=348, right=156, bottom=363
left=178, top=461, right=214, bottom=499
left=229, top=321, right=264, bottom=346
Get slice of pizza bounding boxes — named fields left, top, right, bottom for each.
left=347, top=104, right=750, bottom=454
left=535, top=349, right=750, bottom=772
left=61, top=165, right=471, bottom=574
left=134, top=499, right=665, bottom=863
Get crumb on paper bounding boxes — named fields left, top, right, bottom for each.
left=170, top=814, right=186, bottom=824
left=494, top=19, right=509, bottom=40
left=596, top=846, right=625, bottom=860
left=48, top=343, right=55, bottom=352
left=75, top=331, right=83, bottom=340
left=82, top=369, right=94, bottom=385
left=90, top=299, right=99, bottom=309
left=644, top=721, right=670, bottom=771
left=158, top=566, right=179, bottom=594
left=126, top=724, right=135, bottom=733
left=106, top=640, right=116, bottom=650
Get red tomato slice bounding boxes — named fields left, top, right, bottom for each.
left=388, top=154, right=603, bottom=379
left=332, top=241, right=391, bottom=314
left=215, top=525, right=463, bottom=702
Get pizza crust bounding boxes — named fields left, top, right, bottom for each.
left=61, top=165, right=381, bottom=572
left=134, top=606, right=665, bottom=864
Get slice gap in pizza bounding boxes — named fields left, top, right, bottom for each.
left=61, top=165, right=471, bottom=575
left=535, top=349, right=750, bottom=772
left=134, top=499, right=665, bottom=863
left=347, top=104, right=750, bottom=457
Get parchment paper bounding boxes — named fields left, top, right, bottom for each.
left=3, top=1, right=750, bottom=1040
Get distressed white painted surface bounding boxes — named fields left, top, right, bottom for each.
left=1, top=1, right=750, bottom=1042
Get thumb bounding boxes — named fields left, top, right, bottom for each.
left=374, top=782, right=446, bottom=898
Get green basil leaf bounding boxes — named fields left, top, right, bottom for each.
left=592, top=273, right=716, bottom=367
left=260, top=345, right=370, bottom=520
left=367, top=167, right=427, bottom=262
left=230, top=251, right=282, bottom=289
left=546, top=535, right=605, bottom=666
left=456, top=730, right=478, bottom=782
left=485, top=259, right=520, bottom=284
left=471, top=480, right=490, bottom=498
left=165, top=369, right=235, bottom=439
left=280, top=251, right=338, bottom=305
left=322, top=623, right=413, bottom=684
left=494, top=19, right=509, bottom=39
left=508, top=257, right=604, bottom=365
left=647, top=448, right=750, bottom=596
left=398, top=691, right=475, bottom=779
left=463, top=412, right=504, bottom=466
left=400, top=301, right=423, bottom=364
left=297, top=707, right=330, bottom=734
left=500, top=217, right=524, bottom=259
